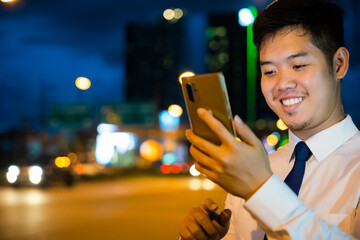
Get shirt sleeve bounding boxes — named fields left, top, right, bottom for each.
left=243, top=174, right=359, bottom=240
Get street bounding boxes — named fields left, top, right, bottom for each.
left=0, top=176, right=227, bottom=240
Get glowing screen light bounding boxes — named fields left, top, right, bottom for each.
left=277, top=118, right=288, bottom=131
left=179, top=71, right=195, bottom=84
left=140, top=140, right=163, bottom=162
left=159, top=110, right=180, bottom=131
left=168, top=104, right=183, bottom=117
left=75, top=77, right=91, bottom=90
left=238, top=8, right=255, bottom=27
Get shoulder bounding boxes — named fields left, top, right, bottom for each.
left=337, top=131, right=360, bottom=158
left=268, top=143, right=291, bottom=162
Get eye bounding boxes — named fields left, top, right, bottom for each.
left=264, top=71, right=274, bottom=75
left=293, top=64, right=307, bottom=70
left=262, top=69, right=276, bottom=76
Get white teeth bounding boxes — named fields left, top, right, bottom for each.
left=282, top=97, right=304, bottom=106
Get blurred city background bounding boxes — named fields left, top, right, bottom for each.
left=0, top=0, right=359, bottom=239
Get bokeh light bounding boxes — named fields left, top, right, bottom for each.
left=95, top=132, right=136, bottom=165
left=179, top=71, right=195, bottom=84
left=1, top=0, right=15, bottom=2
left=75, top=77, right=91, bottom=90
left=163, top=8, right=183, bottom=22
left=159, top=110, right=180, bottom=131
left=140, top=140, right=163, bottom=162
left=29, top=166, right=43, bottom=184
left=203, top=179, right=216, bottom=190
left=55, top=157, right=71, bottom=168
left=163, top=9, right=175, bottom=20
left=189, top=179, right=202, bottom=191
left=75, top=164, right=85, bottom=175
left=255, top=119, right=267, bottom=130
left=173, top=8, right=183, bottom=19
left=168, top=104, right=183, bottom=117
left=189, top=164, right=201, bottom=176
left=161, top=153, right=177, bottom=165
left=97, top=123, right=119, bottom=134
left=238, top=8, right=255, bottom=27
left=266, top=132, right=280, bottom=146
left=277, top=119, right=288, bottom=131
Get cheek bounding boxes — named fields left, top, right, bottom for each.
left=261, top=79, right=273, bottom=103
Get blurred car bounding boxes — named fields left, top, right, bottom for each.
left=5, top=164, right=75, bottom=187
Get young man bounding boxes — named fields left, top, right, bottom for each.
left=179, top=0, right=360, bottom=239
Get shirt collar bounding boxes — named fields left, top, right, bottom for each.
left=287, top=115, right=359, bottom=162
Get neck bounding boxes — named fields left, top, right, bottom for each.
left=292, top=108, right=345, bottom=140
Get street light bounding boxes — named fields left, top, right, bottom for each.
left=75, top=77, right=91, bottom=90
left=238, top=8, right=255, bottom=27
left=238, top=6, right=257, bottom=124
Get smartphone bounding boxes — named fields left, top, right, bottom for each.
left=180, top=72, right=236, bottom=145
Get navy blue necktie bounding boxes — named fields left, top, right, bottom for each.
left=284, top=141, right=312, bottom=195
left=264, top=141, right=312, bottom=239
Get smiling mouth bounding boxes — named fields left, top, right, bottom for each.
left=281, top=97, right=305, bottom=106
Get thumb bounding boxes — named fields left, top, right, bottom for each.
left=219, top=209, right=232, bottom=226
left=234, top=115, right=259, bottom=146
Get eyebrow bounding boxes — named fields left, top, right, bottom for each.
left=260, top=52, right=309, bottom=66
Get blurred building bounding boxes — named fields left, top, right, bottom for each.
left=125, top=20, right=183, bottom=110
left=206, top=13, right=276, bottom=123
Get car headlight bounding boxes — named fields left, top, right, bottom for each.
left=6, top=165, right=20, bottom=183
left=29, top=166, right=43, bottom=184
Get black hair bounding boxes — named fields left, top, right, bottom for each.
left=253, top=0, right=344, bottom=67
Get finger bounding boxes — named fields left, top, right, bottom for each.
left=180, top=227, right=198, bottom=240
left=197, top=108, right=235, bottom=146
left=202, top=198, right=218, bottom=213
left=184, top=213, right=208, bottom=240
left=186, top=129, right=220, bottom=159
left=212, top=209, right=232, bottom=236
left=195, top=162, right=219, bottom=182
left=234, top=115, right=260, bottom=147
left=189, top=145, right=223, bottom=173
left=219, top=209, right=232, bottom=227
left=191, top=207, right=220, bottom=239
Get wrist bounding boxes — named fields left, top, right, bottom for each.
left=243, top=169, right=273, bottom=200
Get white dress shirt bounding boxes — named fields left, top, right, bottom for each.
left=223, top=115, right=360, bottom=240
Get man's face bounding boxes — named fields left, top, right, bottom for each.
left=260, top=27, right=342, bottom=139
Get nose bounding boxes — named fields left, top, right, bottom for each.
left=275, top=69, right=297, bottom=92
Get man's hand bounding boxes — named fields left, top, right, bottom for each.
left=179, top=198, right=232, bottom=240
left=186, top=108, right=273, bottom=200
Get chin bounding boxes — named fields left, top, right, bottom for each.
left=285, top=120, right=310, bottom=132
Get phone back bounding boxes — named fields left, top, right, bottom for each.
left=181, top=72, right=236, bottom=145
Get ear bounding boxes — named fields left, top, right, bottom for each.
left=333, top=47, right=349, bottom=80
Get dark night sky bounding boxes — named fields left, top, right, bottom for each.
left=0, top=0, right=359, bottom=132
